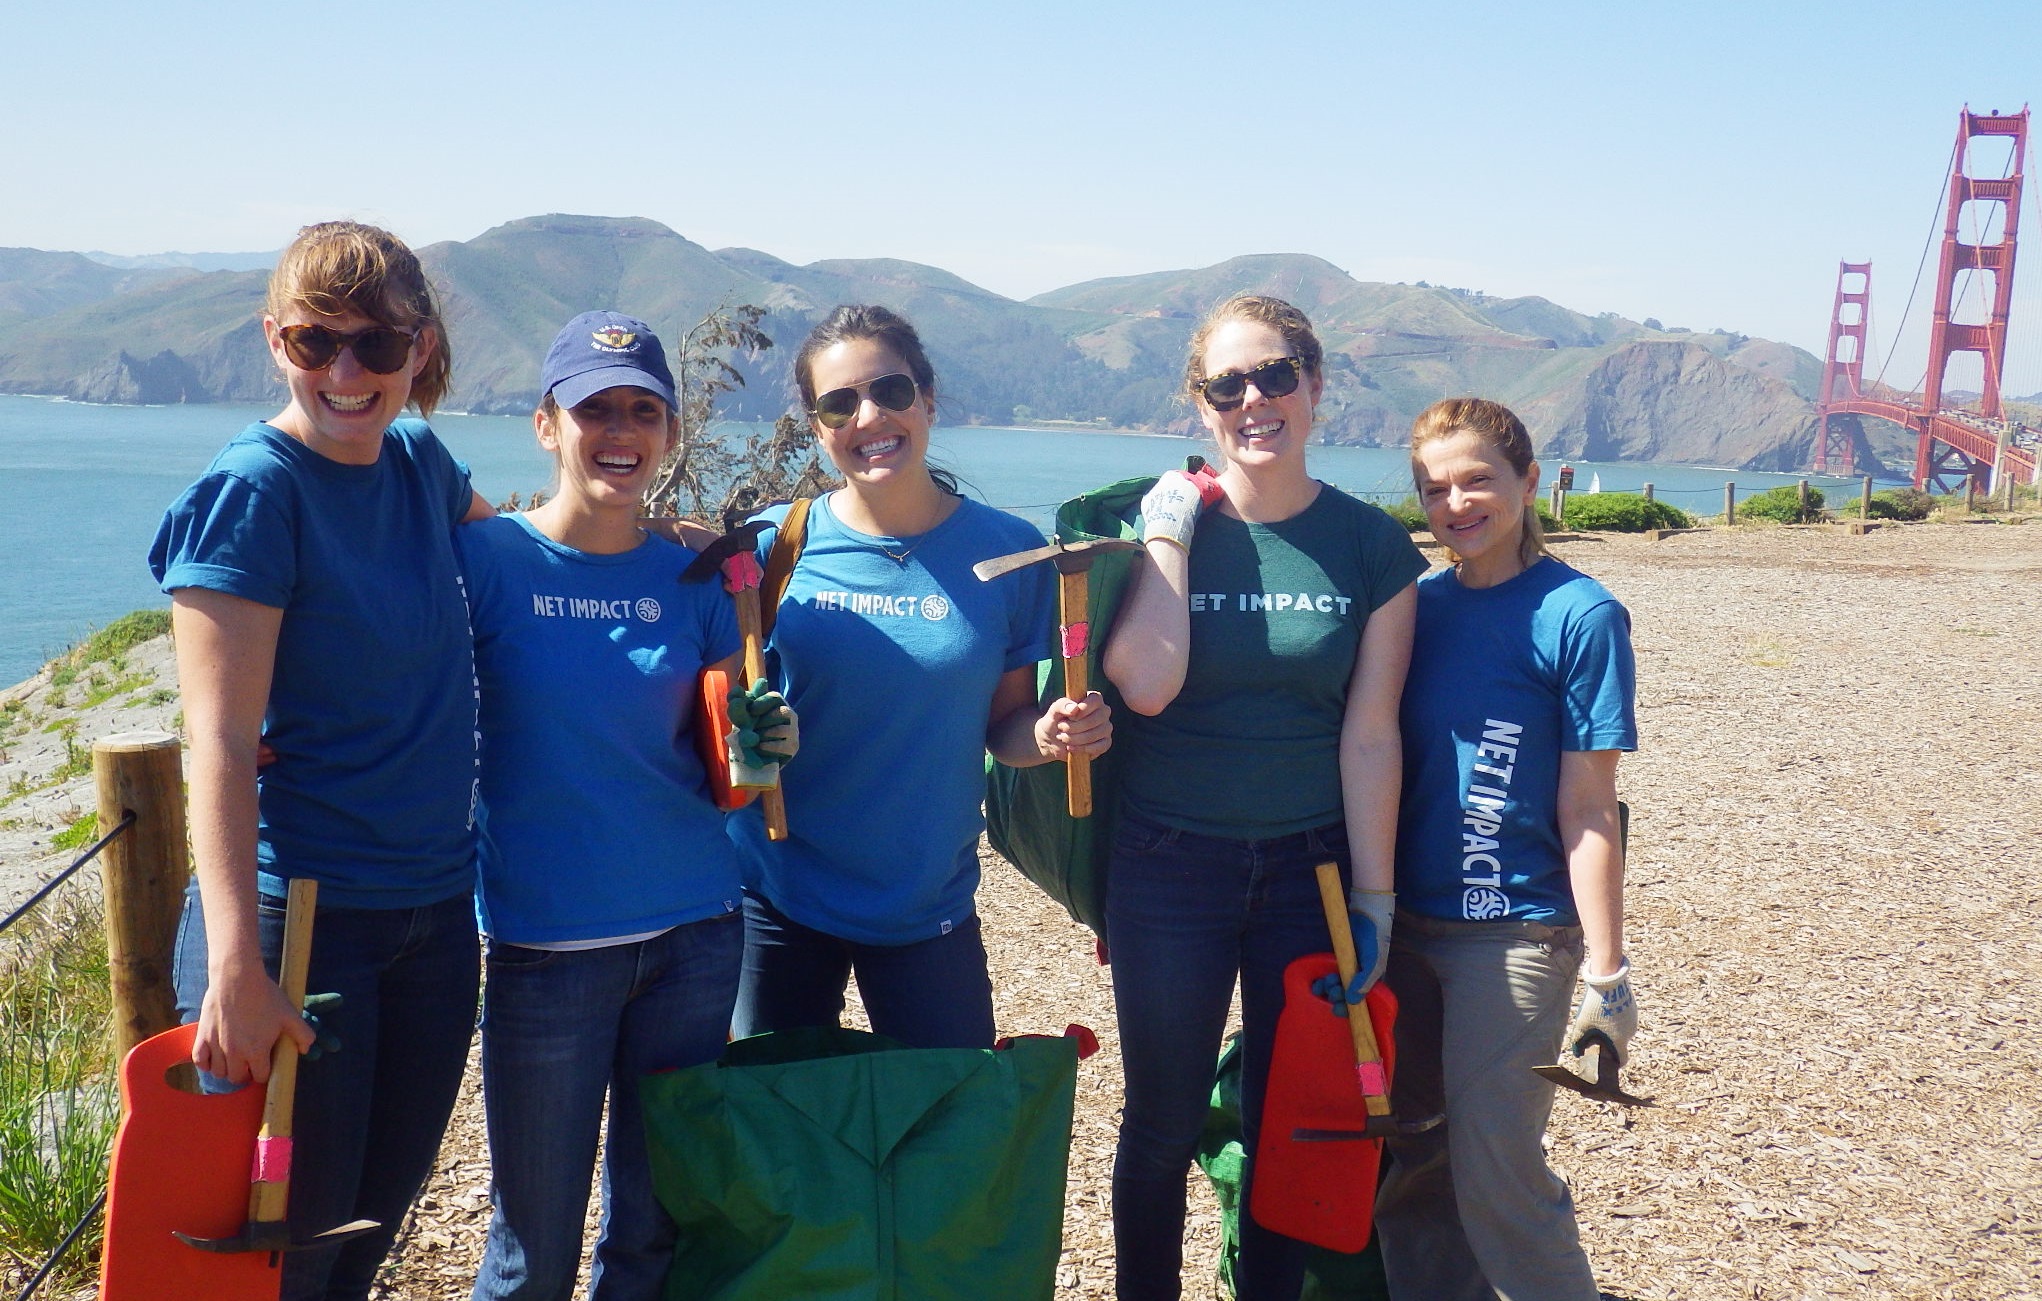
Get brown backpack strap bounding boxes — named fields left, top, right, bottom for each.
left=759, top=497, right=812, bottom=642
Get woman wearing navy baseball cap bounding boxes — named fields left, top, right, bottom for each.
left=460, top=311, right=795, bottom=1300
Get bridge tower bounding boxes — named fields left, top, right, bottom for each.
left=1813, top=261, right=1871, bottom=475
left=1915, top=109, right=2027, bottom=489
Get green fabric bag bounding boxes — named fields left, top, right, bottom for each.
left=985, top=473, right=1156, bottom=935
left=642, top=1026, right=1081, bottom=1300
left=1195, top=1036, right=1390, bottom=1301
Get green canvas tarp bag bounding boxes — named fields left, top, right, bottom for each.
left=642, top=1026, right=1085, bottom=1300
left=985, top=473, right=1156, bottom=935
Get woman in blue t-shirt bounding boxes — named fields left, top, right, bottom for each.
left=463, top=311, right=791, bottom=1300
left=1377, top=396, right=1640, bottom=1301
left=728, top=304, right=1111, bottom=1050
left=151, top=221, right=494, bottom=1301
left=1102, top=294, right=1426, bottom=1300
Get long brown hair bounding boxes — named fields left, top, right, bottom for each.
left=1409, top=397, right=1547, bottom=569
left=267, top=221, right=452, bottom=416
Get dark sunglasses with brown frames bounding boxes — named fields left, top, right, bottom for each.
left=276, top=323, right=419, bottom=375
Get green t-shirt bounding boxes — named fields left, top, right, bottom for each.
left=1120, top=486, right=1427, bottom=839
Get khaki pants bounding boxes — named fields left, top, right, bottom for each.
left=1374, top=913, right=1601, bottom=1301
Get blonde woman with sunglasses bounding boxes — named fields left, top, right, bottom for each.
left=150, top=221, right=493, bottom=1301
left=1101, top=294, right=1425, bottom=1299
left=727, top=304, right=1111, bottom=1049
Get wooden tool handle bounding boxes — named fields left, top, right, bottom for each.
left=733, top=586, right=789, bottom=841
left=250, top=877, right=318, bottom=1222
left=1314, top=862, right=1392, bottom=1115
left=1059, top=568, right=1092, bottom=818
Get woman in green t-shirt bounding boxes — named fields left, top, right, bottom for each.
left=1101, top=294, right=1426, bottom=1299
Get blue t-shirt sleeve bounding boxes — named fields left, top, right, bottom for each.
left=1004, top=531, right=1057, bottom=672
left=149, top=471, right=296, bottom=607
left=1557, top=599, right=1637, bottom=752
left=396, top=422, right=474, bottom=522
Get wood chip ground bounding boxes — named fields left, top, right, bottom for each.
left=8, top=523, right=2040, bottom=1298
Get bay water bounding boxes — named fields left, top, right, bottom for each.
left=0, top=393, right=1866, bottom=686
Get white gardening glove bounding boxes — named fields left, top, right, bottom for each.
left=1345, top=888, right=1395, bottom=993
left=1138, top=458, right=1224, bottom=551
left=1561, top=957, right=1638, bottom=1071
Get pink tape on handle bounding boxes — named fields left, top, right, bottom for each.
left=1060, top=621, right=1089, bottom=660
left=250, top=1135, right=294, bottom=1183
left=721, top=552, right=763, bottom=594
left=1357, top=1061, right=1388, bottom=1096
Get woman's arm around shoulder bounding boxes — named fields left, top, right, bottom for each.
left=171, top=588, right=314, bottom=1084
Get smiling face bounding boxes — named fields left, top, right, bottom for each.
left=265, top=306, right=432, bottom=465
left=537, top=385, right=676, bottom=511
left=1412, top=429, right=1542, bottom=585
left=805, top=336, right=934, bottom=489
left=1193, top=318, right=1323, bottom=473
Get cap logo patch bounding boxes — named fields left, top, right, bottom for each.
left=590, top=328, right=638, bottom=353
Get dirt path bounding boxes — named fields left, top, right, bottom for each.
left=7, top=523, right=2040, bottom=1298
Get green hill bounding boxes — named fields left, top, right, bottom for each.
left=0, top=216, right=1826, bottom=467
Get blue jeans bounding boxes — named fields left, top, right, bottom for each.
left=472, top=911, right=743, bottom=1301
left=1105, top=810, right=1350, bottom=1301
left=173, top=881, right=480, bottom=1301
left=732, top=890, right=995, bottom=1049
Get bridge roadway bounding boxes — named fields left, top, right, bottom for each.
left=1824, top=395, right=2039, bottom=483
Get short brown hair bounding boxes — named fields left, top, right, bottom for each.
left=1183, top=294, right=1324, bottom=398
left=1409, top=397, right=1547, bottom=568
left=267, top=221, right=452, bottom=416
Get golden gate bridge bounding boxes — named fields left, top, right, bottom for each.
left=1814, top=107, right=2038, bottom=492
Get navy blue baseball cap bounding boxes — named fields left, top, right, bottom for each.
left=541, top=311, right=677, bottom=410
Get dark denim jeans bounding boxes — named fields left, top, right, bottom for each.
left=472, top=910, right=743, bottom=1301
left=173, top=881, right=480, bottom=1301
left=732, top=890, right=996, bottom=1049
left=1105, top=809, right=1351, bottom=1301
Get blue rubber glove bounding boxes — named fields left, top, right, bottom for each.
left=1309, top=920, right=1383, bottom=1019
left=301, top=991, right=343, bottom=1061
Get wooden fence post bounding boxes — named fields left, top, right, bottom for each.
left=1861, top=476, right=1873, bottom=520
left=1641, top=482, right=1654, bottom=501
left=1965, top=473, right=1979, bottom=513
left=1725, top=482, right=1736, bottom=525
left=2007, top=471, right=2019, bottom=513
left=94, top=732, right=188, bottom=1060
left=1797, top=478, right=1811, bottom=520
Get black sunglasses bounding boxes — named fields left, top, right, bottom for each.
left=1193, top=356, right=1304, bottom=411
left=810, top=372, right=920, bottom=429
left=277, top=323, right=419, bottom=375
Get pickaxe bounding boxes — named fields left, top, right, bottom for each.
left=972, top=536, right=1140, bottom=816
left=1533, top=1037, right=1655, bottom=1107
left=681, top=511, right=789, bottom=840
left=173, top=878, right=378, bottom=1260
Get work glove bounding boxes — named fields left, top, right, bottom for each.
left=1139, top=456, right=1224, bottom=551
left=1560, top=957, right=1638, bottom=1070
left=1311, top=888, right=1394, bottom=1016
left=725, top=678, right=799, bottom=786
left=300, top=991, right=343, bottom=1061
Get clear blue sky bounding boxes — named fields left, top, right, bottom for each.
left=8, top=0, right=2041, bottom=392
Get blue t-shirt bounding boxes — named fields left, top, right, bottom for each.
left=1396, top=557, right=1637, bottom=925
left=458, top=514, right=742, bottom=945
left=728, top=495, right=1056, bottom=944
left=149, top=419, right=478, bottom=908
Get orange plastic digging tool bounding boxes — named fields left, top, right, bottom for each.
left=1248, top=863, right=1401, bottom=1252
left=100, top=878, right=375, bottom=1300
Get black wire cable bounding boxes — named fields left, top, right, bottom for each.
left=0, top=811, right=135, bottom=938
left=12, top=1191, right=105, bottom=1301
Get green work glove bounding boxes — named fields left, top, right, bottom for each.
left=725, top=678, right=799, bottom=781
left=301, top=991, right=343, bottom=1061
